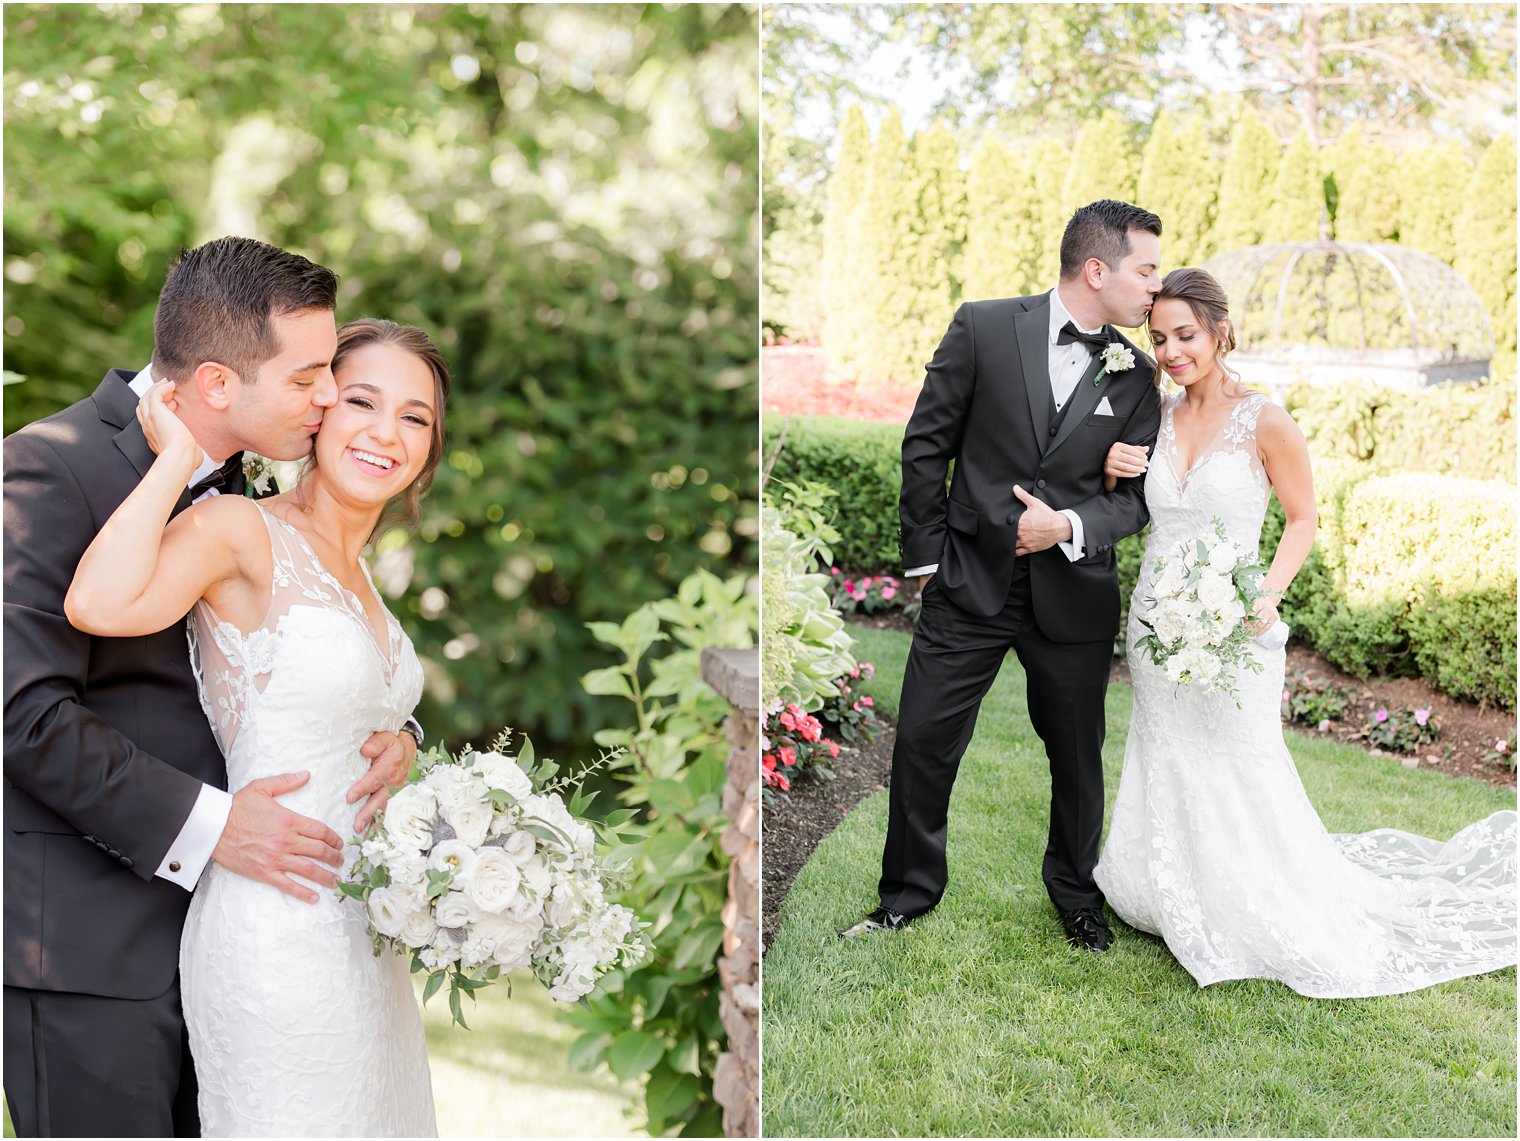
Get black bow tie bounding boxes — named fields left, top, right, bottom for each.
left=1057, top=321, right=1109, bottom=352
left=189, top=453, right=245, bottom=500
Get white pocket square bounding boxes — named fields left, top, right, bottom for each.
left=1095, top=396, right=1116, bottom=416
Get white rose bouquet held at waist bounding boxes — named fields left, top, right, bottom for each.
left=340, top=730, right=648, bottom=1027
left=1132, top=518, right=1270, bottom=707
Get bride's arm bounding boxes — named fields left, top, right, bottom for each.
left=1252, top=403, right=1317, bottom=630
left=64, top=382, right=252, bottom=637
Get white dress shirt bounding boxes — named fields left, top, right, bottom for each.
left=127, top=364, right=234, bottom=889
left=906, top=287, right=1094, bottom=577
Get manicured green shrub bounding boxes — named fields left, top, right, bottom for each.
left=763, top=416, right=904, bottom=570
left=1286, top=382, right=1515, bottom=483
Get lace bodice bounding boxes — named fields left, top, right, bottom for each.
left=1143, top=391, right=1272, bottom=576
left=180, top=504, right=434, bottom=1136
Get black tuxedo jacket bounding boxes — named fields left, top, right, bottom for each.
left=3, top=370, right=234, bottom=1000
left=899, top=293, right=1163, bottom=640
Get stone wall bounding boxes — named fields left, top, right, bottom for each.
left=701, top=647, right=759, bottom=1139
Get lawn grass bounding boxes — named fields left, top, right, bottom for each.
left=419, top=970, right=644, bottom=1137
left=763, top=625, right=1517, bottom=1138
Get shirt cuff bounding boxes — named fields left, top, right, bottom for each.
left=403, top=717, right=423, bottom=747
left=903, top=563, right=939, bottom=577
left=1056, top=509, right=1085, bottom=562
left=155, top=784, right=232, bottom=890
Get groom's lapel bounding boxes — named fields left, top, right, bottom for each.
left=1012, top=304, right=1051, bottom=454
left=97, top=369, right=197, bottom=514
left=1046, top=332, right=1114, bottom=459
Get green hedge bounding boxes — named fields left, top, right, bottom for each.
left=1286, top=381, right=1515, bottom=483
left=774, top=414, right=1515, bottom=709
left=763, top=415, right=904, bottom=569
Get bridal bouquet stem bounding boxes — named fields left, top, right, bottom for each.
left=340, top=730, right=648, bottom=1027
left=1132, top=518, right=1268, bottom=706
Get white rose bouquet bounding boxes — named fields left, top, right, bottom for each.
left=339, top=729, right=647, bottom=1027
left=1131, top=518, right=1269, bottom=706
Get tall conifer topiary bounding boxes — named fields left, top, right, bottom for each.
left=1138, top=109, right=1220, bottom=269
left=1326, top=125, right=1400, bottom=242
left=897, top=119, right=966, bottom=382
left=846, top=109, right=914, bottom=381
left=1400, top=140, right=1470, bottom=264
left=1063, top=111, right=1139, bottom=218
left=823, top=106, right=872, bottom=374
left=1265, top=129, right=1324, bottom=244
left=1215, top=106, right=1278, bottom=252
left=1455, top=134, right=1517, bottom=382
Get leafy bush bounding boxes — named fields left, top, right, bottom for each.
left=1365, top=705, right=1439, bottom=754
left=761, top=664, right=881, bottom=797
left=573, top=569, right=757, bottom=1137
left=1286, top=381, right=1516, bottom=483
left=1281, top=671, right=1354, bottom=726
left=760, top=481, right=857, bottom=715
left=763, top=416, right=905, bottom=569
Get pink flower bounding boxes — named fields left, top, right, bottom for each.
left=849, top=667, right=860, bottom=679
left=778, top=747, right=797, bottom=767
left=779, top=709, right=798, bottom=731
left=861, top=696, right=873, bottom=707
left=1497, top=739, right=1509, bottom=754
left=799, top=714, right=823, bottom=743
left=882, top=586, right=897, bottom=600
left=850, top=586, right=867, bottom=601
left=831, top=566, right=840, bottom=575
left=1282, top=691, right=1290, bottom=703
left=1414, top=708, right=1430, bottom=726
left=1317, top=719, right=1331, bottom=732
left=1373, top=708, right=1389, bottom=723
left=827, top=741, right=841, bottom=758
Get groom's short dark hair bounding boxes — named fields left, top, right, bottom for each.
left=152, top=236, right=338, bottom=384
left=1059, top=200, right=1163, bottom=279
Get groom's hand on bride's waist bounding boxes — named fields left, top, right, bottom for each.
left=348, top=729, right=417, bottom=833
left=1012, top=484, right=1073, bottom=556
left=213, top=772, right=344, bottom=904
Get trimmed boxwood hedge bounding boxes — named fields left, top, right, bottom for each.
left=767, top=413, right=1516, bottom=709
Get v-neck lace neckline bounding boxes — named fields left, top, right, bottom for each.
left=257, top=505, right=398, bottom=679
left=1164, top=395, right=1252, bottom=491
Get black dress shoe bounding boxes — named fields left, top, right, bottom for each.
left=1060, top=906, right=1112, bottom=952
left=839, top=906, right=914, bottom=938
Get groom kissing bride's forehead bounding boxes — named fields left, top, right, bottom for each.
left=843, top=199, right=1164, bottom=951
left=4, top=236, right=425, bottom=1137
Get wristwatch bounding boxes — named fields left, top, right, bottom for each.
left=400, top=722, right=424, bottom=749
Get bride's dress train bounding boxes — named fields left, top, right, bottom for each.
left=180, top=505, right=436, bottom=1135
left=1093, top=393, right=1515, bottom=998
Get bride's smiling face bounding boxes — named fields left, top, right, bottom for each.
left=313, top=342, right=439, bottom=500
left=1148, top=297, right=1227, bottom=387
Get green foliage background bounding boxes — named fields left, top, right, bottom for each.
left=3, top=3, right=760, bottom=761
left=795, top=105, right=1515, bottom=386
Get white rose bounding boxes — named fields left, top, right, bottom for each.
left=460, top=934, right=497, bottom=969
left=524, top=794, right=578, bottom=846
left=444, top=795, right=493, bottom=850
left=546, top=883, right=586, bottom=931
left=428, top=839, right=478, bottom=880
left=1206, top=540, right=1239, bottom=569
left=382, top=785, right=438, bottom=851
left=466, top=847, right=523, bottom=914
left=495, top=829, right=537, bottom=866
left=1195, top=573, right=1236, bottom=611
left=490, top=913, right=545, bottom=971
left=434, top=889, right=481, bottom=929
left=519, top=854, right=554, bottom=900
left=366, top=886, right=408, bottom=938
left=1153, top=562, right=1187, bottom=598
left=548, top=974, right=595, bottom=1003
left=387, top=854, right=430, bottom=890
left=1163, top=653, right=1187, bottom=683
left=400, top=909, right=438, bottom=949
left=1151, top=611, right=1186, bottom=646
left=472, top=751, right=535, bottom=800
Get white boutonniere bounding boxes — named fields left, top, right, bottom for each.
left=1095, top=342, right=1136, bottom=386
left=243, top=453, right=276, bottom=497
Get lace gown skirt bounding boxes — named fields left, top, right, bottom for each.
left=1092, top=393, right=1516, bottom=998
left=181, top=507, right=436, bottom=1136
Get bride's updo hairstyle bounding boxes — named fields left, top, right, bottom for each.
left=1149, top=267, right=1239, bottom=388
left=324, top=317, right=451, bottom=536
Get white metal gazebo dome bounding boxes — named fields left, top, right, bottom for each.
left=1201, top=242, right=1494, bottom=391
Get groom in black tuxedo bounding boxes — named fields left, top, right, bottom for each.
left=845, top=200, right=1165, bottom=951
left=3, top=237, right=419, bottom=1136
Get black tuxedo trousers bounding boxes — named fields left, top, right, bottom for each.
left=879, top=564, right=1114, bottom=917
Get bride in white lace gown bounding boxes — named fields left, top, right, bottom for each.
left=66, top=318, right=448, bottom=1134
left=1092, top=269, right=1516, bottom=999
